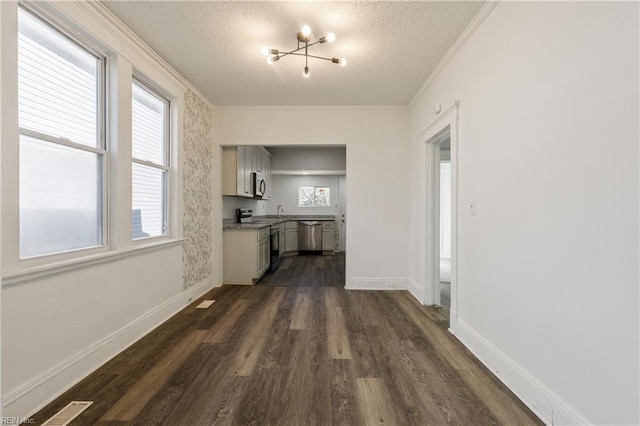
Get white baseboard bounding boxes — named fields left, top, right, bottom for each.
left=448, top=308, right=458, bottom=335
left=455, top=319, right=590, bottom=425
left=408, top=278, right=425, bottom=303
left=3, top=277, right=216, bottom=420
left=346, top=277, right=409, bottom=291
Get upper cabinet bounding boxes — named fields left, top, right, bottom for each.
left=222, top=146, right=271, bottom=199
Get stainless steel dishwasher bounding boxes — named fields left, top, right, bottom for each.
left=298, top=221, right=322, bottom=252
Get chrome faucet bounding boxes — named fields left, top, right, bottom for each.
left=277, top=205, right=284, bottom=217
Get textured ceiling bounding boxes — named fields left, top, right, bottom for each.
left=102, top=1, right=484, bottom=106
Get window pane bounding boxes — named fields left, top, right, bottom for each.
left=20, top=135, right=103, bottom=258
left=18, top=8, right=100, bottom=147
left=132, top=163, right=165, bottom=239
left=315, top=187, right=330, bottom=207
left=298, top=187, right=315, bottom=207
left=132, top=82, right=167, bottom=165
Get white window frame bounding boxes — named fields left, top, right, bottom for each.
left=1, top=1, right=185, bottom=283
left=131, top=77, right=170, bottom=241
left=16, top=4, right=109, bottom=261
left=298, top=186, right=331, bottom=208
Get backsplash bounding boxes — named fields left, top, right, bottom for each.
left=222, top=196, right=268, bottom=219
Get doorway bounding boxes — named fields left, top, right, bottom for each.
left=423, top=101, right=459, bottom=332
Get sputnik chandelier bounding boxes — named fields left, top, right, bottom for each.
left=262, top=25, right=347, bottom=78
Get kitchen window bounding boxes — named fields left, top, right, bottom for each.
left=17, top=6, right=106, bottom=258
left=298, top=186, right=330, bottom=207
left=131, top=80, right=170, bottom=239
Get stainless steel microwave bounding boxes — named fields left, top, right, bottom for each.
left=252, top=172, right=266, bottom=198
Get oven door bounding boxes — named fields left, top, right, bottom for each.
left=269, top=226, right=281, bottom=272
left=270, top=227, right=279, bottom=257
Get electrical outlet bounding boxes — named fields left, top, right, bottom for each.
left=387, top=283, right=397, bottom=289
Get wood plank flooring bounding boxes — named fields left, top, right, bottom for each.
left=31, top=254, right=541, bottom=425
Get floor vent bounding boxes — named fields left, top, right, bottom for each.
left=197, top=299, right=216, bottom=309
left=42, top=401, right=93, bottom=426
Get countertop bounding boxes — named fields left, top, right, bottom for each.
left=223, top=215, right=336, bottom=230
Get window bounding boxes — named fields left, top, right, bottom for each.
left=18, top=7, right=106, bottom=258
left=131, top=80, right=169, bottom=239
left=298, top=186, right=331, bottom=207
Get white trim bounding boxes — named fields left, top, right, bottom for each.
left=420, top=100, right=460, bottom=138
left=19, top=129, right=107, bottom=156
left=2, top=239, right=184, bottom=287
left=408, top=278, right=425, bottom=303
left=448, top=308, right=458, bottom=335
left=409, top=1, right=500, bottom=107
left=72, top=1, right=211, bottom=109
left=213, top=105, right=408, bottom=112
left=0, top=1, right=4, bottom=417
left=272, top=170, right=346, bottom=176
left=346, top=277, right=409, bottom=291
left=423, top=101, right=459, bottom=311
left=2, top=276, right=216, bottom=421
left=455, top=319, right=591, bottom=425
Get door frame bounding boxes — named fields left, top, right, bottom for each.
left=422, top=100, right=459, bottom=333
left=338, top=175, right=346, bottom=252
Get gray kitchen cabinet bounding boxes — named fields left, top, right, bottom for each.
left=222, top=146, right=252, bottom=197
left=223, top=227, right=270, bottom=284
left=322, top=220, right=335, bottom=255
left=284, top=221, right=298, bottom=255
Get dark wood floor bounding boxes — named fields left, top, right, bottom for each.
left=259, top=253, right=345, bottom=287
left=31, top=255, right=541, bottom=425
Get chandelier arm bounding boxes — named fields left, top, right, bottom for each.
left=280, top=52, right=336, bottom=62
left=276, top=39, right=324, bottom=58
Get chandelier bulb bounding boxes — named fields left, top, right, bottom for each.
left=326, top=32, right=336, bottom=43
left=261, top=46, right=269, bottom=56
left=267, top=56, right=279, bottom=64
left=303, top=66, right=310, bottom=78
left=301, top=25, right=311, bottom=37
left=339, top=58, right=347, bottom=67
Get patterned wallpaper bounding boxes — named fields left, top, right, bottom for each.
left=183, top=90, right=213, bottom=288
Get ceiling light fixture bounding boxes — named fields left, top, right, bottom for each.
left=262, top=25, right=346, bottom=78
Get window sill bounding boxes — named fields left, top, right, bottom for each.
left=2, top=238, right=184, bottom=288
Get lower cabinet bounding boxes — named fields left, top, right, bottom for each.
left=223, top=227, right=270, bottom=285
left=284, top=221, right=299, bottom=255
left=322, top=220, right=335, bottom=255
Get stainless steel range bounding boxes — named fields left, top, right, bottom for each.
left=268, top=223, right=281, bottom=272
left=235, top=208, right=281, bottom=273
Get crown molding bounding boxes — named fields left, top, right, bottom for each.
left=272, top=170, right=346, bottom=176
left=409, top=1, right=500, bottom=108
left=74, top=1, right=216, bottom=110
left=212, top=105, right=408, bottom=112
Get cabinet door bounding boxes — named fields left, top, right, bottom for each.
left=258, top=238, right=270, bottom=274
left=265, top=154, right=272, bottom=199
left=322, top=229, right=334, bottom=251
left=279, top=228, right=285, bottom=256
left=285, top=229, right=298, bottom=251
left=236, top=146, right=252, bottom=197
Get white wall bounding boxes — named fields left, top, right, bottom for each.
left=267, top=175, right=340, bottom=216
left=409, top=2, right=639, bottom=425
left=213, top=107, right=409, bottom=287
